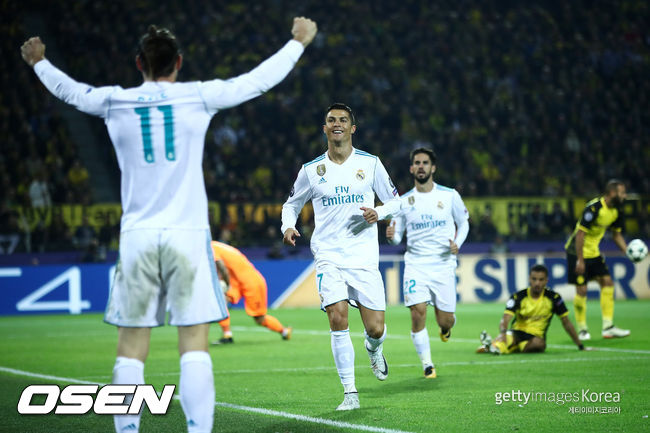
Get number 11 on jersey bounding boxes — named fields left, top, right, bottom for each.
left=134, top=105, right=176, bottom=163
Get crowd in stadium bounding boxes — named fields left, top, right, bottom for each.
left=1, top=1, right=648, bottom=254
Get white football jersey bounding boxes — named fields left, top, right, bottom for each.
left=34, top=40, right=304, bottom=231
left=281, top=148, right=400, bottom=268
left=390, top=184, right=469, bottom=265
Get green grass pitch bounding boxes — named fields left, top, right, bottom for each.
left=1, top=300, right=649, bottom=432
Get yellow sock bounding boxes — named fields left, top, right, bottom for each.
left=600, top=286, right=614, bottom=329
left=494, top=334, right=518, bottom=355
left=573, top=293, right=587, bottom=330
left=518, top=340, right=529, bottom=352
left=261, top=315, right=284, bottom=333
left=493, top=341, right=509, bottom=354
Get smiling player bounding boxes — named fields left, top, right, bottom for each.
left=281, top=103, right=400, bottom=410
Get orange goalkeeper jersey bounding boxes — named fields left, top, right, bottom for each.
left=210, top=241, right=267, bottom=315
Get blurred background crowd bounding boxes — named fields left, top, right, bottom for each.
left=1, top=0, right=648, bottom=256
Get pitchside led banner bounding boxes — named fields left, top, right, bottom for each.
left=0, top=254, right=648, bottom=315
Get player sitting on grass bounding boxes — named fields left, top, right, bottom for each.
left=477, top=264, right=587, bottom=354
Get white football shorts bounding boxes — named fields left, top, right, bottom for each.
left=105, top=228, right=229, bottom=327
left=315, top=261, right=386, bottom=311
left=402, top=262, right=457, bottom=312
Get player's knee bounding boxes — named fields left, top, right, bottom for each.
left=599, top=276, right=613, bottom=287
left=365, top=323, right=384, bottom=339
left=438, top=315, right=455, bottom=331
left=328, top=313, right=348, bottom=330
left=524, top=338, right=546, bottom=353
left=410, top=305, right=426, bottom=321
left=253, top=315, right=265, bottom=325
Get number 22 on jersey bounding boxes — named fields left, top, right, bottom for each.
left=134, top=105, right=176, bottom=163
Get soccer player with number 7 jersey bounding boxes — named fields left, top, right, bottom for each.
left=21, top=17, right=317, bottom=433
left=386, top=147, right=469, bottom=379
left=281, top=103, right=401, bottom=411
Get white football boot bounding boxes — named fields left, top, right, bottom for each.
left=336, top=392, right=360, bottom=411
left=365, top=341, right=388, bottom=381
left=602, top=326, right=630, bottom=339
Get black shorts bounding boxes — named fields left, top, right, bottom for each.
left=511, top=329, right=537, bottom=342
left=566, top=253, right=610, bottom=285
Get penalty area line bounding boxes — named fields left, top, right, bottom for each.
left=0, top=366, right=413, bottom=433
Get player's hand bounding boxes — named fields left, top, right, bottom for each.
left=386, top=220, right=396, bottom=240
left=21, top=37, right=46, bottom=67
left=579, top=345, right=595, bottom=351
left=449, top=239, right=459, bottom=255
left=283, top=228, right=301, bottom=246
left=360, top=207, right=378, bottom=224
left=575, top=258, right=585, bottom=276
left=291, top=17, right=318, bottom=47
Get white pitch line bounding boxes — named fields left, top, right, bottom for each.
left=230, top=326, right=650, bottom=354
left=0, top=366, right=413, bottom=433
left=73, top=354, right=650, bottom=381
left=213, top=402, right=413, bottom=433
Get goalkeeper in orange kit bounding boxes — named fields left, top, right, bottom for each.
left=211, top=241, right=292, bottom=344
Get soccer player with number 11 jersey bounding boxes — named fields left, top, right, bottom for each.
left=22, top=18, right=317, bottom=433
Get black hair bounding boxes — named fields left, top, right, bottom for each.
left=325, top=103, right=356, bottom=125
left=604, top=179, right=625, bottom=194
left=137, top=25, right=181, bottom=79
left=409, top=147, right=437, bottom=165
left=530, top=264, right=548, bottom=276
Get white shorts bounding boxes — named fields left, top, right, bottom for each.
left=315, top=261, right=386, bottom=311
left=105, top=228, right=229, bottom=327
left=403, top=262, right=457, bottom=312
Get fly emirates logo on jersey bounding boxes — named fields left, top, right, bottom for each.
left=409, top=214, right=447, bottom=231
left=17, top=384, right=175, bottom=415
left=320, top=185, right=364, bottom=207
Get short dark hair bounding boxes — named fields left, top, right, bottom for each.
left=137, top=25, right=181, bottom=79
left=604, top=179, right=625, bottom=194
left=325, top=103, right=356, bottom=125
left=530, top=264, right=548, bottom=276
left=409, top=147, right=437, bottom=165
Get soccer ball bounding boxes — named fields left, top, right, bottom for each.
left=626, top=239, right=648, bottom=263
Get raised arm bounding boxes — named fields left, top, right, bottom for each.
left=200, top=17, right=317, bottom=113
left=20, top=36, right=45, bottom=66
left=21, top=37, right=115, bottom=117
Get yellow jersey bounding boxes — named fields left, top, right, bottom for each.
left=565, top=197, right=623, bottom=258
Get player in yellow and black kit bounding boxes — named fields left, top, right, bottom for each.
left=476, top=264, right=585, bottom=354
left=565, top=179, right=631, bottom=340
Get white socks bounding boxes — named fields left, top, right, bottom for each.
left=112, top=356, right=144, bottom=433
left=180, top=351, right=215, bottom=433
left=411, top=328, right=433, bottom=368
left=331, top=329, right=357, bottom=393
left=364, top=324, right=387, bottom=351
